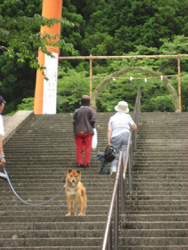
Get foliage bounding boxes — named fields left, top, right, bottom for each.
left=0, top=54, right=36, bottom=113
left=94, top=67, right=176, bottom=113
left=56, top=35, right=188, bottom=113
left=82, top=32, right=114, bottom=56
left=56, top=58, right=178, bottom=113
left=79, top=0, right=188, bottom=55
left=147, top=95, right=175, bottom=112
left=0, top=0, right=75, bottom=113
left=96, top=79, right=139, bottom=112
left=60, top=0, right=85, bottom=56
left=0, top=14, right=74, bottom=69
left=57, top=68, right=90, bottom=113
left=1, top=0, right=188, bottom=113
left=17, top=97, right=34, bottom=111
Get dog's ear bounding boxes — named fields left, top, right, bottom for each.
left=68, top=168, right=72, bottom=173
left=77, top=169, right=81, bottom=174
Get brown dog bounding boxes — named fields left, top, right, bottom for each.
left=65, top=169, right=87, bottom=216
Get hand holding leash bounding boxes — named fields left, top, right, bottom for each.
left=0, top=154, right=6, bottom=167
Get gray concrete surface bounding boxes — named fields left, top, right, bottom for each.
left=2, top=110, right=33, bottom=144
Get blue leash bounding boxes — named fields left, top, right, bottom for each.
left=3, top=166, right=65, bottom=206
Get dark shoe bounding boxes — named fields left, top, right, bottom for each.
left=83, top=164, right=90, bottom=168
left=77, top=164, right=83, bottom=168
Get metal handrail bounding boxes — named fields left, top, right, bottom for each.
left=102, top=86, right=141, bottom=250
left=122, top=131, right=133, bottom=179
left=123, top=86, right=141, bottom=178
left=102, top=151, right=123, bottom=250
left=133, top=86, right=141, bottom=150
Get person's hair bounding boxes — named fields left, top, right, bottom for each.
left=81, top=95, right=90, bottom=106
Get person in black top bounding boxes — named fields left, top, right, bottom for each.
left=73, top=95, right=95, bottom=168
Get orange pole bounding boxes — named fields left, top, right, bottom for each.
left=89, top=54, right=93, bottom=106
left=34, top=0, right=63, bottom=114
left=177, top=55, right=182, bottom=112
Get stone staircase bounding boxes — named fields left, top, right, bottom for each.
left=119, top=112, right=188, bottom=250
left=0, top=112, right=188, bottom=249
left=0, top=112, right=115, bottom=249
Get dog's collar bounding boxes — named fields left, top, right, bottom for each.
left=66, top=183, right=77, bottom=189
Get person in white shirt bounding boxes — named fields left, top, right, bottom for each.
left=108, top=101, right=137, bottom=175
left=0, top=96, right=6, bottom=180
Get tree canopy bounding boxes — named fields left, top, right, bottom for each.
left=0, top=0, right=74, bottom=112
left=0, top=0, right=188, bottom=113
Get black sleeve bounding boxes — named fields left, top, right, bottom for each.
left=90, top=121, right=95, bottom=128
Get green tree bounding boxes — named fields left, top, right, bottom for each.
left=82, top=0, right=187, bottom=54
left=60, top=0, right=85, bottom=56
left=81, top=32, right=114, bottom=56
left=17, top=97, right=34, bottom=111
left=1, top=0, right=188, bottom=113
left=57, top=68, right=90, bottom=113
left=0, top=0, right=74, bottom=113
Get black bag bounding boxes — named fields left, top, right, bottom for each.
left=104, top=146, right=116, bottom=163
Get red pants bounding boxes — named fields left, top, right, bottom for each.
left=75, top=133, right=93, bottom=165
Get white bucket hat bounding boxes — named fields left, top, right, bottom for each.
left=115, top=101, right=129, bottom=113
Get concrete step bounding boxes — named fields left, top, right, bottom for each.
left=0, top=247, right=100, bottom=250
left=119, top=247, right=188, bottom=250
left=119, top=237, right=188, bottom=247
left=0, top=206, right=109, bottom=215
left=2, top=112, right=188, bottom=249
left=0, top=237, right=103, bottom=248
left=120, top=229, right=188, bottom=237
left=0, top=229, right=104, bottom=239
left=119, top=110, right=188, bottom=249
left=0, top=220, right=106, bottom=230
left=121, top=221, right=188, bottom=230
left=0, top=215, right=107, bottom=223
left=126, top=195, right=188, bottom=200
left=1, top=207, right=107, bottom=215
left=121, top=214, right=188, bottom=222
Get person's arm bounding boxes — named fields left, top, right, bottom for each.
left=107, top=125, right=112, bottom=146
left=73, top=111, right=77, bottom=133
left=128, top=115, right=137, bottom=131
left=90, top=109, right=95, bottom=128
left=130, top=123, right=137, bottom=131
left=0, top=135, right=5, bottom=167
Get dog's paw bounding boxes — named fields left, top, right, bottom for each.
left=66, top=213, right=71, bottom=216
left=78, top=213, right=83, bottom=216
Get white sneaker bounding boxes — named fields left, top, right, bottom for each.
left=110, top=170, right=116, bottom=176
left=0, top=172, right=7, bottom=180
